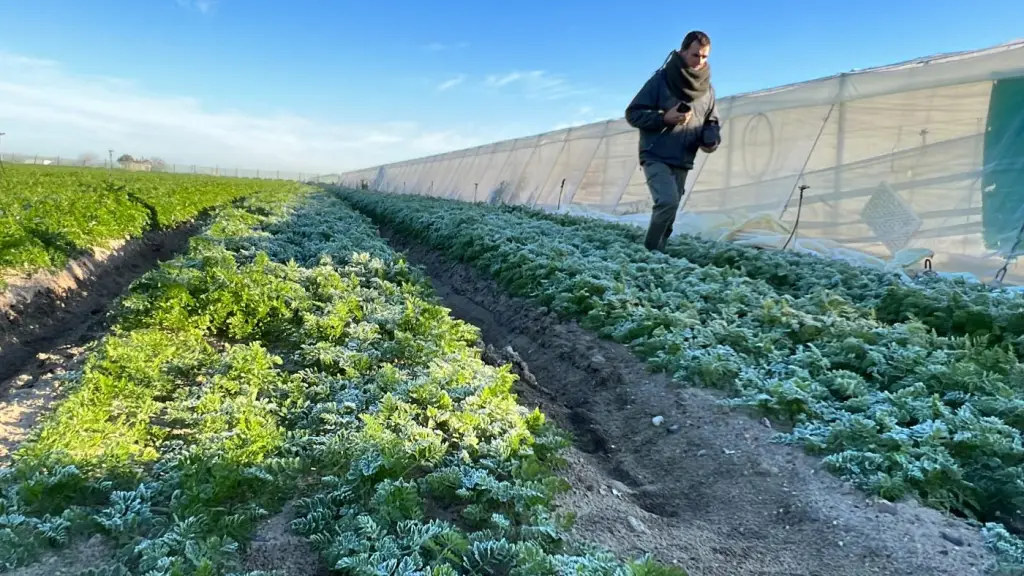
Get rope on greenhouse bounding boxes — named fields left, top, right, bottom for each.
left=993, top=221, right=1024, bottom=285
left=783, top=184, right=810, bottom=251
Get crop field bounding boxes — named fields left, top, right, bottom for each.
left=0, top=172, right=686, bottom=575
left=337, top=188, right=1024, bottom=572
left=0, top=164, right=303, bottom=286
left=4, top=166, right=1024, bottom=575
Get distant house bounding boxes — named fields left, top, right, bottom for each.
left=117, top=154, right=160, bottom=172
left=123, top=159, right=154, bottom=172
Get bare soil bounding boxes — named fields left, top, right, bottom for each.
left=381, top=227, right=998, bottom=576
left=243, top=502, right=326, bottom=575
left=6, top=535, right=114, bottom=576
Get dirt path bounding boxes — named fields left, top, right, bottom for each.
left=243, top=503, right=326, bottom=575
left=381, top=228, right=997, bottom=576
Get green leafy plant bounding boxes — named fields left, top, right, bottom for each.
left=336, top=186, right=1024, bottom=565
left=0, top=164, right=305, bottom=284
left=0, top=190, right=680, bottom=575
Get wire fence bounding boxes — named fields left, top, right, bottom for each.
left=0, top=152, right=329, bottom=183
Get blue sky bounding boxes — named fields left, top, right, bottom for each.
left=1, top=0, right=1021, bottom=173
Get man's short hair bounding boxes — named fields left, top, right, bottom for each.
left=682, top=31, right=711, bottom=51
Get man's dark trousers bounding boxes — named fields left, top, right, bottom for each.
left=642, top=160, right=688, bottom=251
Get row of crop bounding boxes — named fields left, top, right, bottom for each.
left=504, top=206, right=901, bottom=304
left=3, top=190, right=677, bottom=575
left=336, top=188, right=1024, bottom=543
left=0, top=164, right=303, bottom=282
left=508, top=206, right=1024, bottom=348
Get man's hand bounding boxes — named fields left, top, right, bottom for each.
left=663, top=107, right=691, bottom=126
left=700, top=144, right=719, bottom=153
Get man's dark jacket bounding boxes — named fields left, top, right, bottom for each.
left=625, top=64, right=719, bottom=170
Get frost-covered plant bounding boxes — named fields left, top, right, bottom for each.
left=338, top=186, right=1024, bottom=557
left=0, top=191, right=683, bottom=575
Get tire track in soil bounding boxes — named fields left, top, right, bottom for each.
left=379, top=226, right=996, bottom=576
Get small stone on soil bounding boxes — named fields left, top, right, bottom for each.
left=762, top=417, right=772, bottom=428
left=607, top=480, right=633, bottom=495
left=667, top=424, right=680, bottom=434
left=874, top=500, right=899, bottom=515
left=627, top=516, right=649, bottom=534
left=651, top=416, right=664, bottom=426
left=41, top=362, right=64, bottom=374
left=941, top=531, right=965, bottom=547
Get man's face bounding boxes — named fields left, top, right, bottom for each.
left=681, top=42, right=710, bottom=70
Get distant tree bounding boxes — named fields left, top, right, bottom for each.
left=77, top=152, right=99, bottom=166
left=150, top=157, right=168, bottom=171
left=117, top=154, right=136, bottom=166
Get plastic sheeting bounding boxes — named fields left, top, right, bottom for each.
left=330, top=40, right=1024, bottom=285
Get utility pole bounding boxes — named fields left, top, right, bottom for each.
left=0, top=132, right=7, bottom=175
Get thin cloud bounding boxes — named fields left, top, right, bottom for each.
left=0, top=51, right=507, bottom=173
left=483, top=70, right=593, bottom=101
left=0, top=54, right=59, bottom=68
left=485, top=71, right=538, bottom=87
left=436, top=75, right=466, bottom=92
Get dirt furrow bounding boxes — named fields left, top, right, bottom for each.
left=379, top=226, right=996, bottom=576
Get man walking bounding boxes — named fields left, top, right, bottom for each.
left=625, top=30, right=721, bottom=251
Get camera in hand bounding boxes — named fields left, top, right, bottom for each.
left=675, top=102, right=691, bottom=113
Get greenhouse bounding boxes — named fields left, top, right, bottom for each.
left=334, top=40, right=1024, bottom=285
